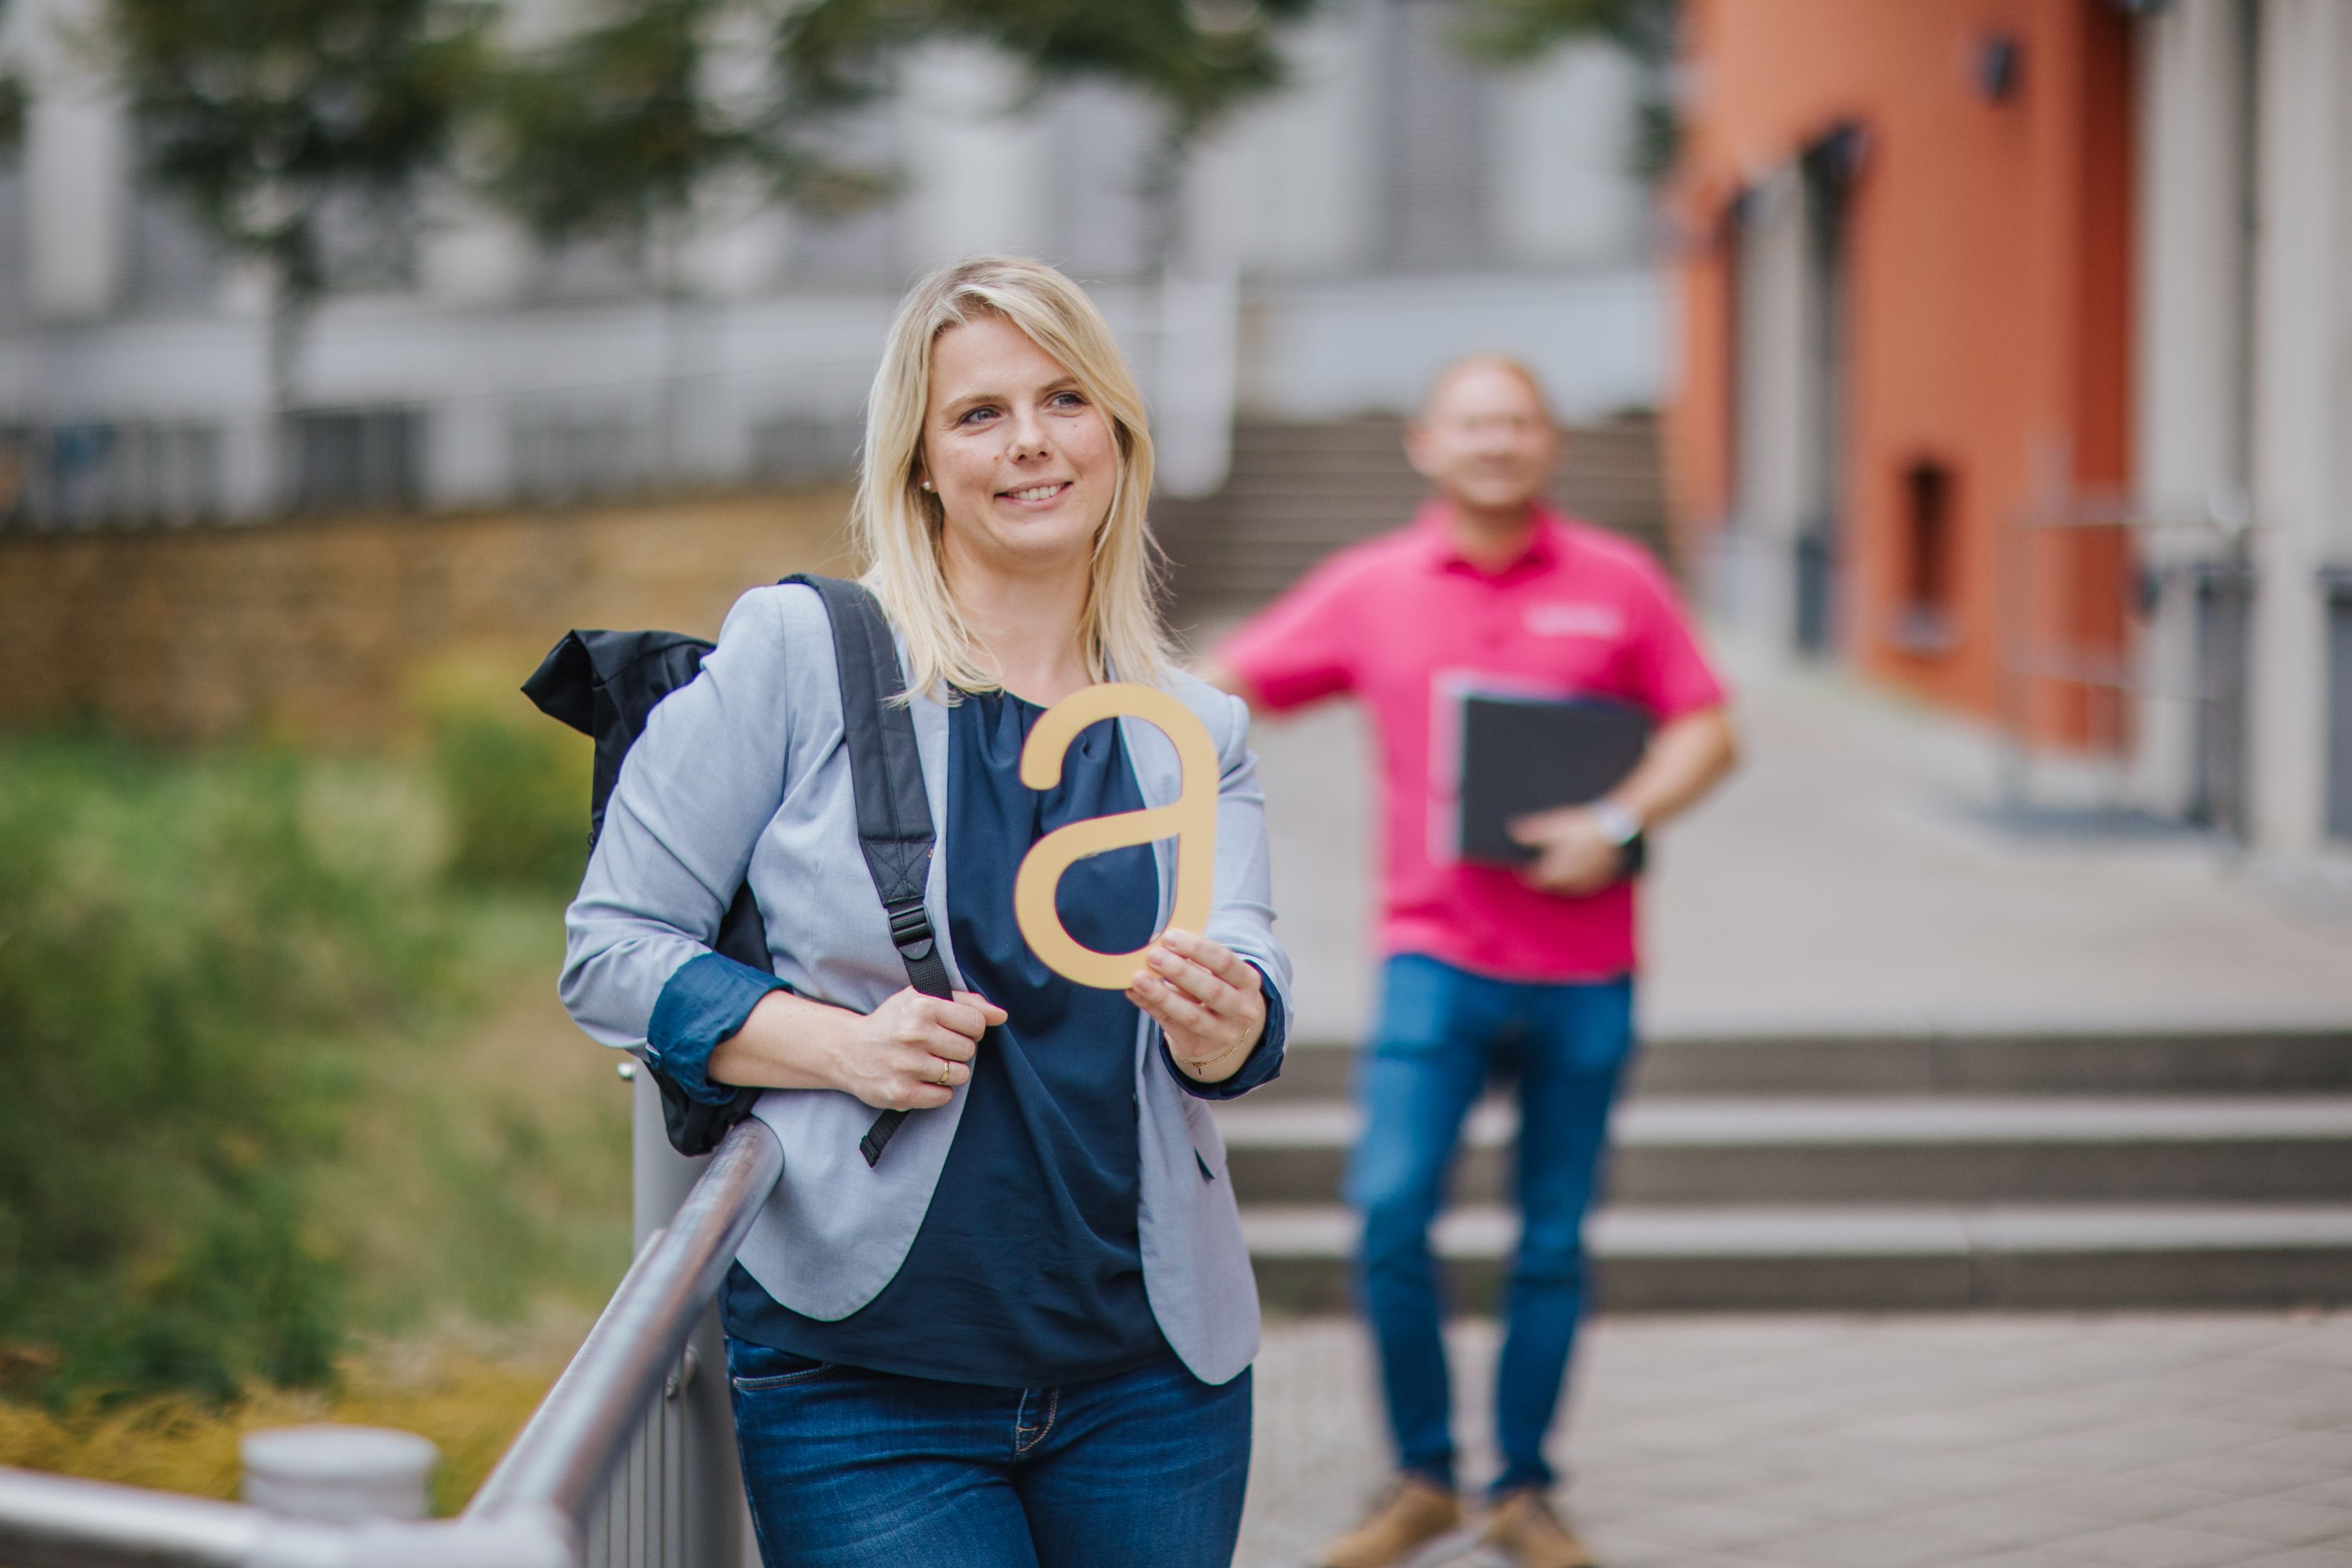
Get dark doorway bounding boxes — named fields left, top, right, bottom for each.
left=2189, top=560, right=2253, bottom=837
left=1793, top=125, right=1861, bottom=656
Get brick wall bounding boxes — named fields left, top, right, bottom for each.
left=0, top=490, right=858, bottom=743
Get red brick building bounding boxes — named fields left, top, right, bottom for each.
left=1666, top=0, right=2140, bottom=741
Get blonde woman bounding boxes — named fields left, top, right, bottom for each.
left=562, top=256, right=1291, bottom=1567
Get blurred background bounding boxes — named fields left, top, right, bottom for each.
left=4, top=0, right=2352, bottom=1560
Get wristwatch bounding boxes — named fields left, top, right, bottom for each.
left=1589, top=800, right=1647, bottom=880
left=1589, top=800, right=1644, bottom=848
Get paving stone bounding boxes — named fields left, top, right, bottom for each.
left=1237, top=1314, right=2352, bottom=1568
left=2017, top=1477, right=2242, bottom=1526
left=2123, top=1450, right=2347, bottom=1500
left=2282, top=1477, right=2352, bottom=1510
left=1584, top=1501, right=1807, bottom=1552
left=1883, top=1492, right=2120, bottom=1549
left=2167, top=1497, right=2352, bottom=1549
left=2038, top=1522, right=2272, bottom=1567
left=2229, top=1547, right=2352, bottom=1568
left=1738, top=1522, right=1981, bottom=1567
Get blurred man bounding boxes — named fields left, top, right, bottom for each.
left=1204, top=359, right=1735, bottom=1568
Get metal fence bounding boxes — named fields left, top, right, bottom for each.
left=0, top=1118, right=784, bottom=1568
left=1993, top=490, right=2257, bottom=832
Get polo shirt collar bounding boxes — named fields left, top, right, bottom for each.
left=1414, top=500, right=1567, bottom=579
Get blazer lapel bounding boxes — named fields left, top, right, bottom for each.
left=1120, top=712, right=1180, bottom=928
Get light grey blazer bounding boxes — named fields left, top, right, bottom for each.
left=561, top=582, right=1291, bottom=1386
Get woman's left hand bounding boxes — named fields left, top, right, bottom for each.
left=1129, top=927, right=1267, bottom=1083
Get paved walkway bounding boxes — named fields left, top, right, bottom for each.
left=1247, top=651, right=2352, bottom=1044
left=1235, top=651, right=2352, bottom=1566
left=1244, top=1313, right=2352, bottom=1568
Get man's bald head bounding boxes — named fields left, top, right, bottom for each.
left=1405, top=354, right=1562, bottom=521
left=1415, top=354, right=1557, bottom=429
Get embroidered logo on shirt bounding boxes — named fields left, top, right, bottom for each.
left=1525, top=602, right=1625, bottom=639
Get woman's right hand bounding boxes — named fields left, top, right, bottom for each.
left=831, top=988, right=1006, bottom=1110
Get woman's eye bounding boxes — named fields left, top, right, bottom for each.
left=1049, top=391, right=1085, bottom=410
left=956, top=406, right=996, bottom=426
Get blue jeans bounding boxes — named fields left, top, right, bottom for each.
left=1348, top=954, right=1635, bottom=1497
left=726, top=1340, right=1251, bottom=1568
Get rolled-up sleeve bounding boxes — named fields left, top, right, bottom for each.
left=646, top=952, right=791, bottom=1103
left=561, top=587, right=798, bottom=1053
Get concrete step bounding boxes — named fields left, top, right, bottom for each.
left=1254, top=1028, right=2352, bottom=1103
left=1216, top=1096, right=2352, bottom=1206
left=1242, top=1203, right=2352, bottom=1314
left=1160, top=414, right=1668, bottom=616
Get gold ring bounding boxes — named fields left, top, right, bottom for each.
left=937, top=1063, right=955, bottom=1088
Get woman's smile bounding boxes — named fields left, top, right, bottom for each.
left=999, top=480, right=1073, bottom=507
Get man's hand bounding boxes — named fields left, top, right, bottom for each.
left=1510, top=806, right=1627, bottom=897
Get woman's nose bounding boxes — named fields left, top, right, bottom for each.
left=1006, top=405, right=1050, bottom=459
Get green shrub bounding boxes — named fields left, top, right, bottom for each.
left=414, top=664, right=589, bottom=897
left=0, top=738, right=460, bottom=1401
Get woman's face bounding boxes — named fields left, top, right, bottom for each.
left=919, top=314, right=1119, bottom=581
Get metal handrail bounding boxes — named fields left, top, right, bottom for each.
left=471, top=1118, right=782, bottom=1524
left=0, top=1118, right=784, bottom=1568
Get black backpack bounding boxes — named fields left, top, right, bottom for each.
left=522, top=574, right=952, bottom=1166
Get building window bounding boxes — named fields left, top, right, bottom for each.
left=2327, top=572, right=2352, bottom=842
left=749, top=412, right=862, bottom=488
left=284, top=408, right=423, bottom=514
left=1381, top=0, right=1495, bottom=271
left=0, top=422, right=223, bottom=530
left=510, top=399, right=654, bottom=504
left=1891, top=459, right=1957, bottom=652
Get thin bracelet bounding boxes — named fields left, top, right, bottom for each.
left=1180, top=1028, right=1256, bottom=1080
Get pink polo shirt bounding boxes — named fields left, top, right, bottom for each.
left=1219, top=504, right=1726, bottom=982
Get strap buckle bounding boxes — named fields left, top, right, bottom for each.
left=885, top=898, right=935, bottom=962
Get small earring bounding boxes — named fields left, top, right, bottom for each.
left=919, top=480, right=934, bottom=492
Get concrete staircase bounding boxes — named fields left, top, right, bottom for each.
left=1221, top=1028, right=2352, bottom=1313
left=1155, top=415, right=1670, bottom=620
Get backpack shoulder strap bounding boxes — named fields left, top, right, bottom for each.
left=782, top=574, right=952, bottom=1167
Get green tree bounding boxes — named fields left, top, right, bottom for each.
left=1454, top=0, right=1679, bottom=182
left=485, top=0, right=1318, bottom=254
left=101, top=0, right=490, bottom=411
left=0, top=0, right=22, bottom=158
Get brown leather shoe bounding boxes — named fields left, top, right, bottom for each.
left=1482, top=1487, right=1594, bottom=1568
left=1314, top=1475, right=1465, bottom=1568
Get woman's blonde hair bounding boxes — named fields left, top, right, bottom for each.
left=852, top=254, right=1175, bottom=699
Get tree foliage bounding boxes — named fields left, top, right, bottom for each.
left=1453, top=0, right=1674, bottom=63
left=780, top=0, right=1315, bottom=145
left=1454, top=0, right=1678, bottom=181
left=103, top=0, right=490, bottom=309
left=485, top=0, right=1317, bottom=249
left=98, top=0, right=1321, bottom=364
left=0, top=0, right=20, bottom=157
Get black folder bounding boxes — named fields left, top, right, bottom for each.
left=1457, top=693, right=1651, bottom=865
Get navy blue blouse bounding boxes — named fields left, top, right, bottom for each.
left=644, top=688, right=1283, bottom=1388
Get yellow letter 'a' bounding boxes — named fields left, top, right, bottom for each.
left=1011, top=684, right=1219, bottom=990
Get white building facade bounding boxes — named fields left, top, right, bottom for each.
left=0, top=0, right=1660, bottom=527
left=2131, top=0, right=2352, bottom=857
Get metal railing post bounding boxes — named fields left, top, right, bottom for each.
left=629, top=1070, right=753, bottom=1568
left=0, top=1090, right=779, bottom=1568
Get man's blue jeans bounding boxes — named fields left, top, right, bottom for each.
left=1348, top=954, right=1635, bottom=1497
left=726, top=1339, right=1251, bottom=1568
